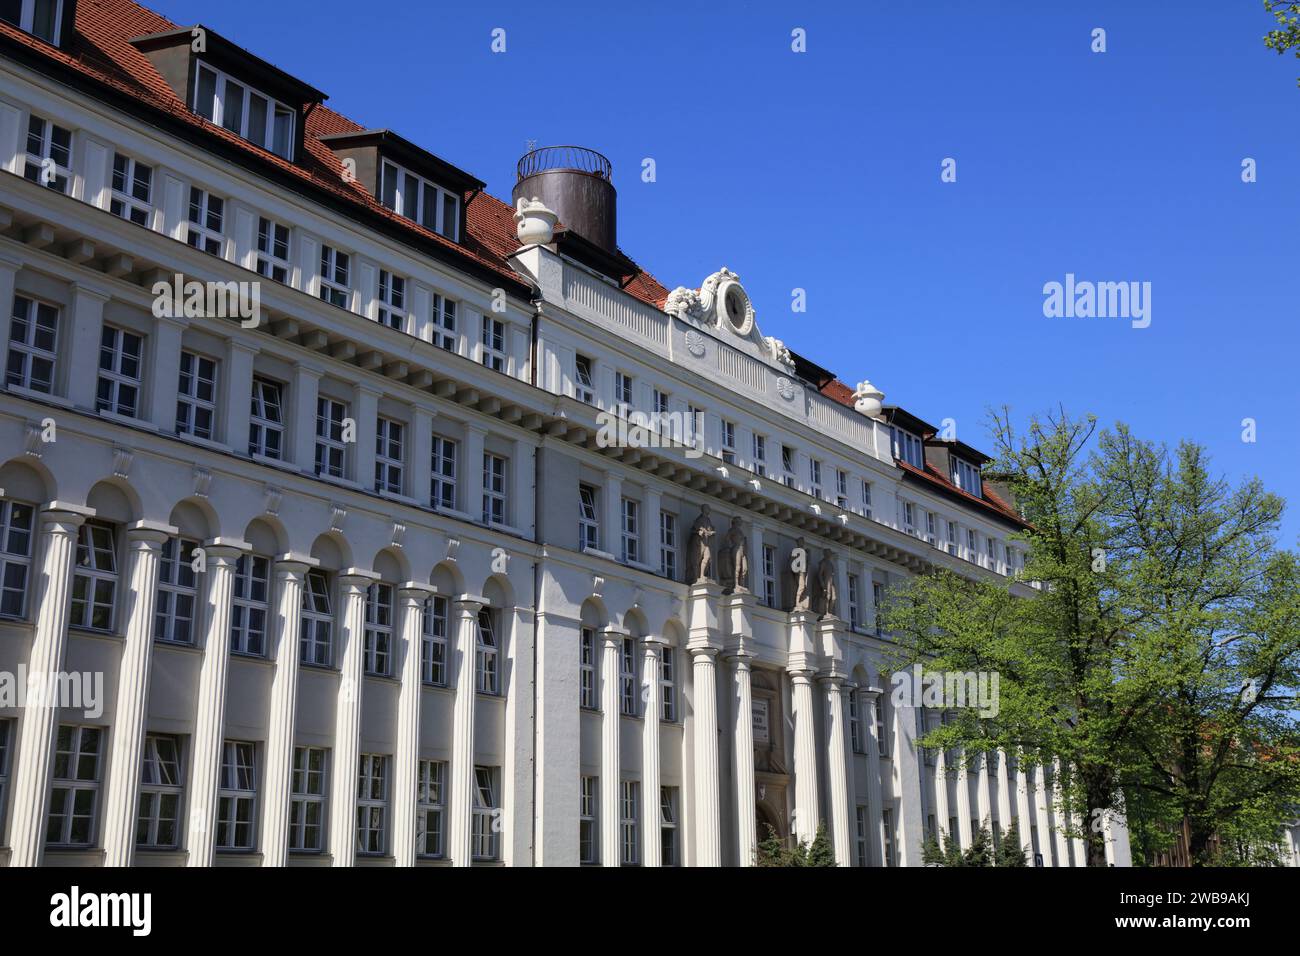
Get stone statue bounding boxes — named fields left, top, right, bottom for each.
left=719, top=516, right=749, bottom=593
left=686, top=505, right=716, bottom=584
left=791, top=537, right=813, bottom=612
left=815, top=549, right=838, bottom=620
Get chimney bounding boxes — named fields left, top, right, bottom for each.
left=512, top=146, right=616, bottom=254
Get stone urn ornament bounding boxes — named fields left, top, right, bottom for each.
left=514, top=196, right=558, bottom=247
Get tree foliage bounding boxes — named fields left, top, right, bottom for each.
left=754, top=824, right=838, bottom=867
left=1264, top=1, right=1300, bottom=85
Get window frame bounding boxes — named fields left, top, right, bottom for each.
left=417, top=759, right=446, bottom=858
left=579, top=775, right=598, bottom=864
left=71, top=520, right=118, bottom=632
left=318, top=244, right=351, bottom=309
left=421, top=595, right=449, bottom=686
left=575, top=355, right=595, bottom=405
left=430, top=435, right=458, bottom=511
left=431, top=293, right=457, bottom=351
left=378, top=158, right=460, bottom=241
left=23, top=113, right=70, bottom=193
left=185, top=185, right=225, bottom=256
left=475, top=607, right=500, bottom=695
left=46, top=724, right=102, bottom=848
left=300, top=569, right=333, bottom=667
left=154, top=536, right=200, bottom=645
left=658, top=511, right=677, bottom=581
left=136, top=734, right=183, bottom=850
left=3, top=0, right=65, bottom=45
left=619, top=635, right=638, bottom=717
left=364, top=582, right=394, bottom=677
left=175, top=350, right=218, bottom=440
left=6, top=294, right=60, bottom=394
left=620, top=497, right=639, bottom=565
left=356, top=753, right=389, bottom=856
left=481, top=452, right=507, bottom=526
left=578, top=484, right=600, bottom=551
left=0, top=499, right=34, bottom=620
left=289, top=745, right=327, bottom=853
left=480, top=316, right=506, bottom=372
left=314, top=396, right=349, bottom=479
left=230, top=553, right=270, bottom=657
left=660, top=646, right=677, bottom=722
left=192, top=61, right=296, bottom=161
left=579, top=626, right=597, bottom=710
left=471, top=766, right=500, bottom=862
left=96, top=324, right=143, bottom=419
left=374, top=415, right=405, bottom=496
left=248, top=376, right=286, bottom=460
left=256, top=216, right=292, bottom=283
left=377, top=269, right=407, bottom=332
left=110, top=151, right=153, bottom=226
left=620, top=780, right=639, bottom=866
left=215, top=739, right=257, bottom=851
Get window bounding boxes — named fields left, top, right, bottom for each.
left=847, top=573, right=861, bottom=629
left=579, top=776, right=598, bottom=864
left=951, top=457, right=983, bottom=498
left=45, top=725, right=102, bottom=847
left=471, top=766, right=500, bottom=861
left=925, top=511, right=938, bottom=546
left=154, top=536, right=199, bottom=644
left=421, top=595, right=448, bottom=686
left=862, top=480, right=874, bottom=520
left=6, top=295, right=59, bottom=393
left=356, top=754, right=388, bottom=855
left=256, top=216, right=291, bottom=283
left=661, top=647, right=676, bottom=722
left=752, top=433, right=767, bottom=477
left=902, top=502, right=916, bottom=535
left=110, top=152, right=152, bottom=225
left=230, top=554, right=270, bottom=656
left=0, top=719, right=10, bottom=837
left=986, top=536, right=997, bottom=571
left=300, top=570, right=333, bottom=666
left=476, top=607, right=500, bottom=695
left=377, top=270, right=406, bottom=331
left=659, top=512, right=677, bottom=581
left=136, top=735, right=182, bottom=849
left=216, top=741, right=256, bottom=851
left=613, top=371, right=633, bottom=416
left=947, top=520, right=959, bottom=556
left=652, top=388, right=669, bottom=420
left=431, top=294, right=457, bottom=351
left=579, top=626, right=597, bottom=709
left=967, top=529, right=978, bottom=561
left=578, top=484, right=600, bottom=551
left=374, top=417, right=405, bottom=495
left=621, top=497, right=639, bottom=564
left=192, top=62, right=295, bottom=160
left=430, top=435, right=457, bottom=511
left=575, top=355, right=595, bottom=405
left=96, top=325, right=142, bottom=418
left=2, top=0, right=64, bottom=44
left=417, top=760, right=446, bottom=858
left=319, top=245, right=350, bottom=308
left=882, top=808, right=896, bottom=867
left=0, top=499, right=34, bottom=619
left=720, top=420, right=736, bottom=465
left=660, top=787, right=679, bottom=866
left=314, top=397, right=349, bottom=479
left=290, top=746, right=327, bottom=852
left=249, top=377, right=285, bottom=459
left=379, top=159, right=460, bottom=241
left=175, top=351, right=217, bottom=440
left=761, top=544, right=777, bottom=609
left=480, top=316, right=505, bottom=372
left=185, top=186, right=225, bottom=256
left=891, top=427, right=924, bottom=468
left=71, top=521, right=117, bottom=632
left=848, top=688, right=863, bottom=753
left=23, top=114, right=70, bottom=193
left=810, top=458, right=823, bottom=498
left=781, top=444, right=796, bottom=488
left=482, top=453, right=507, bottom=526
left=687, top=405, right=703, bottom=448
left=619, top=636, right=638, bottom=716
left=364, top=583, right=394, bottom=677
left=872, top=581, right=884, bottom=636
left=874, top=696, right=888, bottom=757
left=855, top=806, right=869, bottom=867
left=620, top=781, right=639, bottom=866
left=836, top=469, right=849, bottom=508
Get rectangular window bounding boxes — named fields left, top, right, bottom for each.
left=421, top=595, right=448, bottom=686
left=185, top=186, right=225, bottom=256
left=374, top=416, right=405, bottom=495
left=661, top=647, right=676, bottom=722
left=781, top=444, right=796, bottom=488
left=810, top=458, right=823, bottom=498
left=579, top=626, right=597, bottom=710
left=620, top=636, right=638, bottom=716
left=23, top=114, right=70, bottom=193
left=579, top=775, right=598, bottom=864
left=874, top=696, right=888, bottom=757
left=0, top=499, right=34, bottom=620
left=45, top=725, right=102, bottom=847
left=364, top=583, right=394, bottom=677
left=248, top=377, right=285, bottom=459
left=659, top=512, right=677, bottom=581
left=230, top=553, right=270, bottom=656
left=687, top=405, right=703, bottom=448
left=356, top=754, right=388, bottom=855
left=256, top=216, right=291, bottom=283
left=378, top=159, right=459, bottom=241
left=621, top=497, right=639, bottom=564
left=578, top=484, right=600, bottom=551
left=417, top=759, right=446, bottom=858
left=431, top=294, right=457, bottom=351
left=110, top=152, right=152, bottom=226
left=862, top=480, right=873, bottom=520
left=300, top=569, right=333, bottom=666
left=318, top=245, right=350, bottom=309
left=6, top=295, right=59, bottom=394
left=0, top=718, right=10, bottom=839
left=71, top=521, right=117, bottom=632
left=377, top=270, right=407, bottom=331
left=967, top=529, right=978, bottom=561
left=430, top=435, right=457, bottom=511
left=761, top=544, right=776, bottom=609
left=872, top=581, right=884, bottom=636
left=660, top=787, right=679, bottom=866
left=471, top=767, right=500, bottom=861
left=136, top=735, right=182, bottom=849
left=575, top=355, right=595, bottom=404
left=482, top=453, right=507, bottom=526
left=847, top=573, right=861, bottom=629
left=652, top=388, right=669, bottom=419
left=175, top=351, right=217, bottom=440
left=289, top=746, right=326, bottom=852
left=615, top=371, right=634, bottom=416
left=947, top=520, right=959, bottom=556
left=620, top=781, right=639, bottom=866
left=855, top=806, right=869, bottom=867
left=902, top=502, right=916, bottom=535
left=986, top=536, right=997, bottom=571
left=2, top=0, right=65, bottom=45
left=153, top=536, right=199, bottom=645
left=192, top=62, right=295, bottom=160
left=216, top=741, right=256, bottom=851
left=720, top=419, right=736, bottom=465
left=96, top=325, right=143, bottom=418
left=891, top=427, right=924, bottom=468
left=882, top=808, right=896, bottom=867
left=476, top=608, right=500, bottom=695
left=925, top=511, right=938, bottom=546
left=951, top=458, right=983, bottom=498
left=480, top=316, right=506, bottom=372
left=752, top=433, right=767, bottom=477
left=848, top=688, right=863, bottom=753
left=314, top=397, right=349, bottom=479
left=836, top=469, right=849, bottom=508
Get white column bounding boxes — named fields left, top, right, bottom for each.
left=327, top=570, right=377, bottom=866
left=1014, top=751, right=1036, bottom=864
left=393, top=583, right=435, bottom=866
left=1032, top=762, right=1056, bottom=867
left=641, top=636, right=663, bottom=867
left=822, top=676, right=854, bottom=866
left=690, top=646, right=722, bottom=866
left=259, top=558, right=311, bottom=866
left=976, top=751, right=992, bottom=835
left=892, top=703, right=927, bottom=866
left=186, top=542, right=246, bottom=867
left=995, top=749, right=1014, bottom=848
left=931, top=722, right=952, bottom=845
left=954, top=745, right=973, bottom=849
left=789, top=669, right=821, bottom=844
left=448, top=595, right=485, bottom=866
left=730, top=652, right=757, bottom=866
left=859, top=687, right=887, bottom=866
left=1051, top=758, right=1073, bottom=866
left=599, top=625, right=624, bottom=866
left=7, top=507, right=89, bottom=867
left=101, top=522, right=172, bottom=867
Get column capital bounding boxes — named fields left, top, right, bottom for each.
left=125, top=519, right=177, bottom=547
left=338, top=567, right=382, bottom=590
left=787, top=666, right=818, bottom=683
left=398, top=581, right=436, bottom=603
left=818, top=673, right=846, bottom=689
left=724, top=647, right=754, bottom=665
left=689, top=644, right=719, bottom=660
left=41, top=501, right=95, bottom=525
left=641, top=633, right=667, bottom=649
left=203, top=537, right=252, bottom=562
left=453, top=593, right=487, bottom=616
left=274, top=553, right=319, bottom=574
left=599, top=624, right=630, bottom=645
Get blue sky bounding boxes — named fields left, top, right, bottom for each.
left=150, top=0, right=1300, bottom=547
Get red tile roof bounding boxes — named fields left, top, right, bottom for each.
left=895, top=459, right=1028, bottom=528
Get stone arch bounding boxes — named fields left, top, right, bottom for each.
left=660, top=617, right=686, bottom=649
left=622, top=605, right=647, bottom=639
left=371, top=546, right=410, bottom=584
left=429, top=559, right=464, bottom=597
left=0, top=456, right=56, bottom=504
left=481, top=572, right=515, bottom=612
left=243, top=516, right=288, bottom=557
left=169, top=497, right=217, bottom=541
left=309, top=532, right=349, bottom=572
left=579, top=596, right=608, bottom=630
left=86, top=478, right=141, bottom=525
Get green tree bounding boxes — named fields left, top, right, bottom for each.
left=754, top=824, right=838, bottom=867
left=921, top=821, right=1006, bottom=866
left=995, top=821, right=1029, bottom=867
left=1264, top=1, right=1300, bottom=84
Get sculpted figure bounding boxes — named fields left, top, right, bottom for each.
left=686, top=505, right=717, bottom=584
left=815, top=549, right=838, bottom=619
left=720, top=517, right=749, bottom=592
left=791, top=537, right=812, bottom=611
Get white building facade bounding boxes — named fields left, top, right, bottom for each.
left=0, top=0, right=1129, bottom=867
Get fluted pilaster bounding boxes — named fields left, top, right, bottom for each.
left=327, top=570, right=377, bottom=867
left=859, top=687, right=887, bottom=866
left=789, top=670, right=821, bottom=844
left=822, top=676, right=853, bottom=866
left=393, top=583, right=435, bottom=866
left=730, top=652, right=757, bottom=866
left=641, top=636, right=663, bottom=867
left=691, top=646, right=721, bottom=866
left=447, top=594, right=484, bottom=866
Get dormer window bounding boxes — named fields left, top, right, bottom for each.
left=193, top=62, right=296, bottom=161
left=1, top=0, right=64, bottom=46
left=379, top=160, right=460, bottom=241
left=951, top=457, right=983, bottom=498
left=891, top=427, right=924, bottom=468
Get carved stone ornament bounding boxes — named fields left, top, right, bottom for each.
left=776, top=377, right=797, bottom=401
left=685, top=330, right=707, bottom=358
